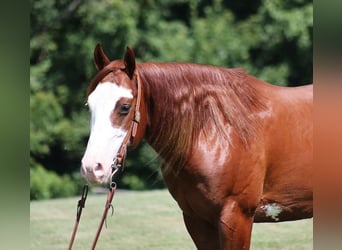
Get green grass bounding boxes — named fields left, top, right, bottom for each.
left=30, top=190, right=312, bottom=249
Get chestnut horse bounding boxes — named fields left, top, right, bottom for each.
left=81, top=44, right=313, bottom=249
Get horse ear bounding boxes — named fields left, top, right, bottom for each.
left=94, top=43, right=110, bottom=70
left=124, top=46, right=136, bottom=79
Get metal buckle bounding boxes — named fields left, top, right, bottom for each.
left=111, top=157, right=118, bottom=169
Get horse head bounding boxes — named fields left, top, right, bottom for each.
left=81, top=44, right=146, bottom=184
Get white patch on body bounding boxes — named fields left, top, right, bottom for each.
left=250, top=101, right=272, bottom=119
left=257, top=109, right=272, bottom=119
left=257, top=102, right=273, bottom=119
left=81, top=82, right=133, bottom=183
left=261, top=203, right=283, bottom=221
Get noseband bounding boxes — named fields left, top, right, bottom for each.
left=68, top=62, right=142, bottom=249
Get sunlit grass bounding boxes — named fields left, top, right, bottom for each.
left=30, top=190, right=312, bottom=249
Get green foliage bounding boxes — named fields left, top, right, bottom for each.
left=115, top=142, right=164, bottom=190
left=30, top=0, right=312, bottom=198
left=30, top=163, right=77, bottom=200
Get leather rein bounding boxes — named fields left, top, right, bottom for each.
left=68, top=62, right=142, bottom=249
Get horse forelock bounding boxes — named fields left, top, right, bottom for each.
left=86, top=60, right=126, bottom=97
left=137, top=62, right=266, bottom=174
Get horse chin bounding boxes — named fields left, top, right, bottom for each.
left=93, top=175, right=111, bottom=185
left=100, top=174, right=112, bottom=185
left=85, top=175, right=111, bottom=186
left=80, top=167, right=112, bottom=185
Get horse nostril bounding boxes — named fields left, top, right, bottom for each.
left=94, top=163, right=104, bottom=176
left=81, top=162, right=106, bottom=183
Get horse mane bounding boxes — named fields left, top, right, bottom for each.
left=137, top=62, right=266, bottom=174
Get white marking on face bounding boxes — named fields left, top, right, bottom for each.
left=81, top=82, right=133, bottom=183
left=261, top=203, right=282, bottom=221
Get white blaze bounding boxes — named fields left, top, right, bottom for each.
left=81, top=82, right=133, bottom=183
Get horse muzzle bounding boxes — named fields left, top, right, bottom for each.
left=80, top=162, right=110, bottom=184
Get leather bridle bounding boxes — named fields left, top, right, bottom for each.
left=68, top=62, right=142, bottom=250
left=110, top=68, right=142, bottom=181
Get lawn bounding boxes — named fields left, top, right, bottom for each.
left=30, top=189, right=312, bottom=249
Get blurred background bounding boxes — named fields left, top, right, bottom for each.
left=30, top=0, right=312, bottom=200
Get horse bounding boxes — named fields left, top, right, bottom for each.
left=80, top=44, right=313, bottom=249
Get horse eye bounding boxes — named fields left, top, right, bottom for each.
left=119, top=103, right=131, bottom=115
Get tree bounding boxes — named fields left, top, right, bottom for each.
left=30, top=0, right=312, bottom=196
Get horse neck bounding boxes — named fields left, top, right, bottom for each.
left=137, top=63, right=267, bottom=173
left=138, top=63, right=200, bottom=171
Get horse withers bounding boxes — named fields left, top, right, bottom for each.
left=81, top=44, right=313, bottom=249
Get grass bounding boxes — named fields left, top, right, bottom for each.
left=30, top=190, right=312, bottom=249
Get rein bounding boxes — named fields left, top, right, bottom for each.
left=68, top=62, right=142, bottom=249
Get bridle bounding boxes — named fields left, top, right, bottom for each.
left=109, top=61, right=142, bottom=181
left=68, top=61, right=142, bottom=249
